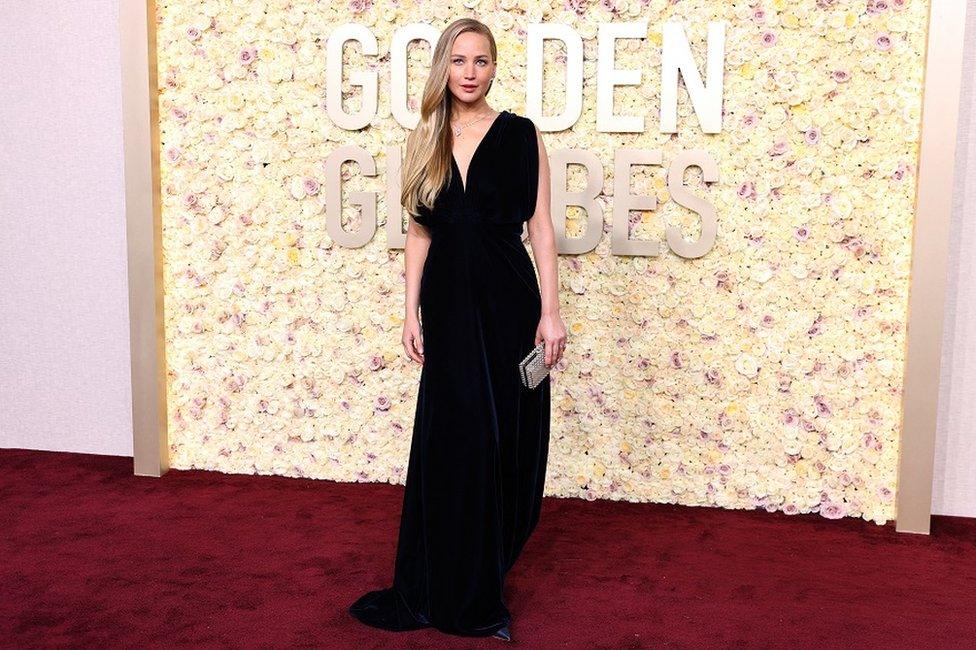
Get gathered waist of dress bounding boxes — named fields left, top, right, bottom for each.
left=426, top=219, right=525, bottom=241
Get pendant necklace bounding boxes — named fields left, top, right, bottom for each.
left=452, top=111, right=493, bottom=137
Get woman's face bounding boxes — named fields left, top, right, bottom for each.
left=448, top=32, right=495, bottom=105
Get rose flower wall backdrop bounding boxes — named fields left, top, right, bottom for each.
left=157, top=0, right=930, bottom=525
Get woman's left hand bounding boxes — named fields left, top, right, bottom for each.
left=535, top=312, right=568, bottom=368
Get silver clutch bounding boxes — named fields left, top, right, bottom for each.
left=518, top=341, right=550, bottom=390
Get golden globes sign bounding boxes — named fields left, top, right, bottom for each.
left=124, top=0, right=964, bottom=532
left=326, top=21, right=722, bottom=258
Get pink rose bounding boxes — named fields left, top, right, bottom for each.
left=238, top=47, right=257, bottom=65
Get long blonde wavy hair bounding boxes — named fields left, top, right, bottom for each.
left=401, top=19, right=497, bottom=219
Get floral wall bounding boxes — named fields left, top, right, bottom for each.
left=157, top=0, right=930, bottom=525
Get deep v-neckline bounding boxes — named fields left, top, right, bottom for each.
left=451, top=110, right=506, bottom=198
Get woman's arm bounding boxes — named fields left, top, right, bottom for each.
left=526, top=124, right=567, bottom=368
left=403, top=218, right=431, bottom=364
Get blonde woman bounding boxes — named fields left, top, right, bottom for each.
left=349, top=18, right=566, bottom=642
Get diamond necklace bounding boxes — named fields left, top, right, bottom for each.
left=451, top=111, right=494, bottom=137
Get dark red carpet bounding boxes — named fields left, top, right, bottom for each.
left=1, top=448, right=974, bottom=648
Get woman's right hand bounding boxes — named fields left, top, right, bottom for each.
left=402, top=316, right=425, bottom=364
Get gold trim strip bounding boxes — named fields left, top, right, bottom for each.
left=122, top=0, right=168, bottom=477
left=895, top=0, right=969, bottom=534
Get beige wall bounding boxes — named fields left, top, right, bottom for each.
left=932, top=0, right=976, bottom=519
left=0, top=0, right=133, bottom=456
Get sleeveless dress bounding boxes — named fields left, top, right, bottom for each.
left=348, top=110, right=551, bottom=637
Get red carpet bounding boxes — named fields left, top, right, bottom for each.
left=1, top=448, right=974, bottom=648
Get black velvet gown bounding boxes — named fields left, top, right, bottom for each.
left=348, top=110, right=551, bottom=637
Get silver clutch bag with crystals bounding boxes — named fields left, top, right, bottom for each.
left=518, top=341, right=550, bottom=390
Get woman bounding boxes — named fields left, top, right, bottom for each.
left=348, top=18, right=566, bottom=641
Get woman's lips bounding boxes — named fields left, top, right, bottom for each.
left=461, top=84, right=478, bottom=91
